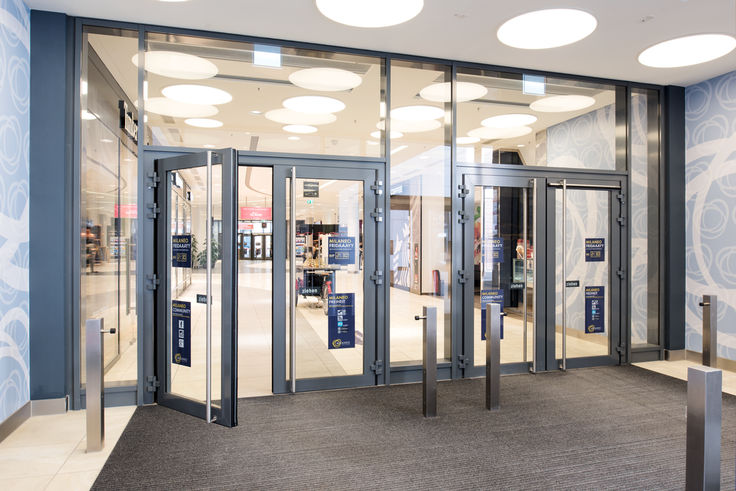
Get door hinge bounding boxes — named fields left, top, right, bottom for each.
left=370, top=270, right=384, bottom=285
left=458, top=270, right=468, bottom=284
left=370, top=180, right=383, bottom=196
left=457, top=354, right=467, bottom=369
left=370, top=360, right=383, bottom=375
left=370, top=208, right=383, bottom=222
left=616, top=345, right=625, bottom=356
left=146, top=203, right=160, bottom=219
left=617, top=193, right=625, bottom=205
left=458, top=210, right=470, bottom=224
left=146, top=375, right=160, bottom=392
left=617, top=269, right=625, bottom=279
left=617, top=216, right=625, bottom=226
left=147, top=171, right=160, bottom=189
left=458, top=184, right=469, bottom=199
left=146, top=273, right=160, bottom=291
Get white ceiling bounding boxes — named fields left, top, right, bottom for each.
left=27, top=0, right=736, bottom=87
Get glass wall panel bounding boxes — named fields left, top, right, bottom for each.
left=456, top=69, right=619, bottom=170
left=143, top=33, right=383, bottom=157
left=389, top=60, right=451, bottom=365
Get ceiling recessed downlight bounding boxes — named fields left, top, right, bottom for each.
left=376, top=119, right=442, bottom=133
left=468, top=126, right=533, bottom=140
left=283, top=95, right=346, bottom=114
left=316, top=0, right=423, bottom=28
left=185, top=118, right=223, bottom=128
left=288, top=136, right=301, bottom=141
left=265, top=108, right=337, bottom=125
left=370, top=130, right=403, bottom=139
left=457, top=136, right=480, bottom=145
left=283, top=124, right=318, bottom=134
left=497, top=9, right=597, bottom=49
left=419, top=82, right=488, bottom=103
left=638, top=34, right=736, bottom=68
left=529, top=95, right=595, bottom=112
left=391, top=105, right=444, bottom=121
left=482, top=114, right=537, bottom=128
left=289, top=68, right=363, bottom=91
left=132, top=51, right=217, bottom=80
left=162, top=85, right=232, bottom=105
left=145, top=97, right=219, bottom=118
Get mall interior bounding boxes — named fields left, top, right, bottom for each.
left=1, top=0, right=736, bottom=489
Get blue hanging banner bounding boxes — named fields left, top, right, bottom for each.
left=585, top=238, right=605, bottom=262
left=172, top=300, right=191, bottom=366
left=328, top=236, right=356, bottom=265
left=481, top=289, right=504, bottom=340
left=490, top=238, right=504, bottom=263
left=328, top=293, right=355, bottom=349
left=172, top=234, right=192, bottom=268
left=585, top=286, right=605, bottom=333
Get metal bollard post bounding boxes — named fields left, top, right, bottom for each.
left=86, top=318, right=115, bottom=453
left=415, top=306, right=437, bottom=418
left=486, top=304, right=501, bottom=410
left=686, top=366, right=722, bottom=491
left=699, top=295, right=717, bottom=368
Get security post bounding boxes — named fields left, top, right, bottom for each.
left=699, top=295, right=717, bottom=368
left=685, top=366, right=722, bottom=491
left=415, top=306, right=437, bottom=418
left=486, top=303, right=501, bottom=410
left=86, top=318, right=115, bottom=452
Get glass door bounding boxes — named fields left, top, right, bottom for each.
left=155, top=150, right=237, bottom=426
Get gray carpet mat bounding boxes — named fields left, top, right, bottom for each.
left=92, top=366, right=736, bottom=490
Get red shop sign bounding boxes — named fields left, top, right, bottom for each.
left=240, top=207, right=272, bottom=220
left=114, top=204, right=138, bottom=219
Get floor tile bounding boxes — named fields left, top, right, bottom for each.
left=45, top=470, right=99, bottom=491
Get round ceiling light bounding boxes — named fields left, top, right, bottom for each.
left=283, top=95, right=346, bottom=114
left=468, top=126, right=533, bottom=140
left=529, top=95, right=595, bottom=112
left=638, top=34, right=736, bottom=68
left=376, top=119, right=442, bottom=133
left=481, top=113, right=538, bottom=128
left=419, top=82, right=488, bottom=103
left=370, top=130, right=403, bottom=139
left=144, top=97, right=219, bottom=118
left=316, top=0, right=423, bottom=28
left=185, top=118, right=223, bottom=128
left=289, top=68, right=363, bottom=91
left=162, top=85, right=232, bottom=105
left=457, top=136, right=480, bottom=145
left=391, top=105, right=444, bottom=121
left=265, top=108, right=337, bottom=125
left=132, top=51, right=218, bottom=79
left=283, top=124, right=318, bottom=134
left=497, top=9, right=597, bottom=49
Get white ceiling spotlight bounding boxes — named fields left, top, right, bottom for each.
left=316, top=0, right=423, bottom=28
left=132, top=52, right=217, bottom=79
left=482, top=114, right=537, bottom=128
left=283, top=124, right=318, bottom=134
left=468, top=126, right=533, bottom=140
left=289, top=68, right=363, bottom=91
left=391, top=105, right=444, bottom=121
left=265, top=108, right=337, bottom=125
left=185, top=118, right=223, bottom=128
left=638, top=34, right=736, bottom=68
left=419, top=82, right=488, bottom=103
left=283, top=95, right=346, bottom=114
left=144, top=97, right=219, bottom=118
left=529, top=95, right=595, bottom=112
left=162, top=85, right=233, bottom=105
left=497, top=9, right=597, bottom=49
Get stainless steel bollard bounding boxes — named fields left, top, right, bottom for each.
left=415, top=306, right=437, bottom=418
left=686, top=366, right=722, bottom=491
left=486, top=304, right=501, bottom=410
left=86, top=318, right=115, bottom=453
left=699, top=295, right=717, bottom=368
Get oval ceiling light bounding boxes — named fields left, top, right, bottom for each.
left=468, top=126, right=533, bottom=140
left=283, top=95, right=346, bottom=114
left=265, top=108, right=337, bottom=125
left=132, top=51, right=218, bottom=80
left=482, top=113, right=537, bottom=128
left=497, top=9, right=597, bottom=49
left=419, top=82, right=488, bottom=103
left=457, top=136, right=480, bottom=145
left=370, top=130, right=403, bottom=139
left=145, top=97, right=219, bottom=118
left=289, top=68, right=363, bottom=91
left=283, top=124, right=318, bottom=134
left=529, top=95, right=595, bottom=112
left=185, top=118, right=223, bottom=128
left=638, top=34, right=736, bottom=68
left=162, top=85, right=233, bottom=105
left=391, top=105, right=444, bottom=121
left=376, top=119, right=442, bottom=133
left=316, top=0, right=423, bottom=28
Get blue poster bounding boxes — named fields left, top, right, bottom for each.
left=172, top=234, right=192, bottom=268
left=328, top=293, right=355, bottom=349
left=490, top=238, right=504, bottom=263
left=481, top=289, right=504, bottom=340
left=328, top=236, right=356, bottom=265
left=172, top=300, right=191, bottom=366
left=585, top=238, right=605, bottom=262
left=585, top=286, right=605, bottom=333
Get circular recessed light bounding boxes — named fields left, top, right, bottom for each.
left=132, top=51, right=217, bottom=79
left=419, top=82, right=488, bottom=103
left=288, top=136, right=301, bottom=141
left=468, top=126, right=533, bottom=140
left=457, top=136, right=480, bottom=144
left=185, top=118, right=223, bottom=128
left=481, top=114, right=538, bottom=128
left=392, top=105, right=444, bottom=121
left=162, top=85, right=233, bottom=105
left=497, top=9, right=597, bottom=49
left=638, top=34, right=736, bottom=68
left=370, top=130, right=403, bottom=139
left=316, top=0, right=423, bottom=28
left=283, top=124, right=318, bottom=134
left=289, top=68, right=363, bottom=91
left=529, top=95, right=595, bottom=112
left=100, top=138, right=113, bottom=143
left=203, top=144, right=216, bottom=148
left=250, top=110, right=262, bottom=115
left=265, top=108, right=337, bottom=125
left=144, top=97, right=219, bottom=118
left=376, top=119, right=442, bottom=133
left=283, top=95, right=345, bottom=114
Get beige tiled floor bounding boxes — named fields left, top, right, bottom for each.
left=635, top=359, right=736, bottom=396
left=0, top=406, right=136, bottom=491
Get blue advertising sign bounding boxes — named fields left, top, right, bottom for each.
left=172, top=300, right=191, bottom=366
left=328, top=293, right=355, bottom=349
left=490, top=238, right=504, bottom=263
left=172, top=234, right=192, bottom=268
left=585, top=238, right=605, bottom=262
left=328, top=236, right=356, bottom=265
left=481, top=289, right=504, bottom=340
left=585, top=286, right=605, bottom=333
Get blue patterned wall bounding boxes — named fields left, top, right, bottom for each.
left=546, top=104, right=616, bottom=170
left=0, top=0, right=29, bottom=424
left=686, top=70, right=736, bottom=361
